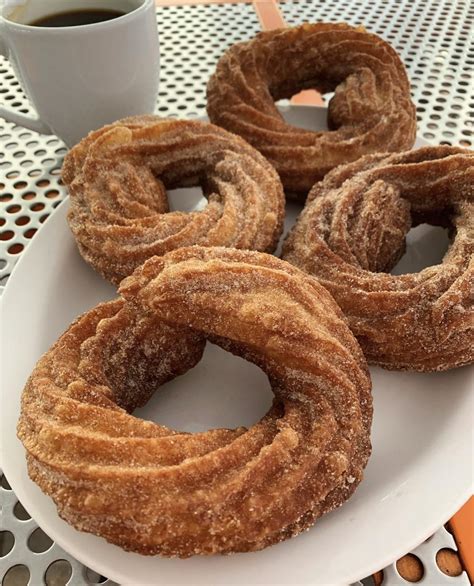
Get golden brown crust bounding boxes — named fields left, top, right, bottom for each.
left=282, top=146, right=474, bottom=371
left=18, top=247, right=372, bottom=557
left=63, top=116, right=285, bottom=285
left=207, top=22, right=416, bottom=198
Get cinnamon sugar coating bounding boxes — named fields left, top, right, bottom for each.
left=63, top=116, right=285, bottom=285
left=207, top=22, right=416, bottom=198
left=283, top=147, right=474, bottom=371
left=18, top=247, right=372, bottom=557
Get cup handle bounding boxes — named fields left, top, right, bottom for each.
left=0, top=31, right=53, bottom=135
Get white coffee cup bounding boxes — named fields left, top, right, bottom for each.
left=0, top=0, right=159, bottom=146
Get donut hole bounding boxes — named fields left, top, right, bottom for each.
left=270, top=68, right=388, bottom=135
left=167, top=185, right=207, bottom=213
left=93, top=307, right=274, bottom=433
left=279, top=102, right=328, bottom=131
left=391, top=223, right=451, bottom=275
left=134, top=342, right=274, bottom=432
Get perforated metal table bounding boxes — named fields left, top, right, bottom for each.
left=0, top=1, right=472, bottom=584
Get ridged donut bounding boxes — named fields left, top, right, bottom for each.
left=282, top=147, right=474, bottom=371
left=62, top=116, right=285, bottom=285
left=207, top=22, right=417, bottom=198
left=18, top=247, right=372, bottom=557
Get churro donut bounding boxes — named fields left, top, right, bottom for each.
left=283, top=146, right=474, bottom=371
left=207, top=22, right=416, bottom=198
left=62, top=116, right=285, bottom=285
left=18, top=247, right=372, bottom=557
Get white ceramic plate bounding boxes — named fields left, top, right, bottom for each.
left=1, top=106, right=472, bottom=586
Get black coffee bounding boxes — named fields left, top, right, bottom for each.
left=30, top=9, right=126, bottom=27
